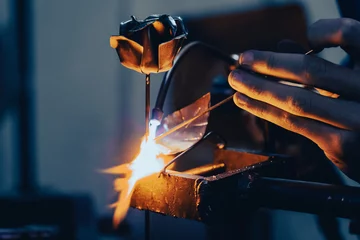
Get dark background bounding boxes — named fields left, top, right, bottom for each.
left=0, top=0, right=358, bottom=239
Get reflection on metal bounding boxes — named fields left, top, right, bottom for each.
left=160, top=131, right=226, bottom=173
left=183, top=163, right=225, bottom=176
left=156, top=93, right=211, bottom=155
left=155, top=93, right=234, bottom=154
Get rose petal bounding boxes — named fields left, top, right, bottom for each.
left=158, top=38, right=182, bottom=72
left=112, top=36, right=143, bottom=73
left=111, top=15, right=188, bottom=74
left=174, top=17, right=188, bottom=37
left=140, top=27, right=159, bottom=74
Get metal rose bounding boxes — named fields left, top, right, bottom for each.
left=110, top=15, right=188, bottom=74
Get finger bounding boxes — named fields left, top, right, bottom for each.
left=307, top=18, right=360, bottom=54
left=275, top=40, right=337, bottom=98
left=229, top=70, right=360, bottom=131
left=232, top=92, right=340, bottom=154
left=238, top=50, right=360, bottom=99
left=234, top=92, right=360, bottom=180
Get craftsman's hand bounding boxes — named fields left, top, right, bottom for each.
left=229, top=18, right=360, bottom=182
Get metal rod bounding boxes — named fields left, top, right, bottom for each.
left=145, top=74, right=150, bottom=139
left=15, top=0, right=36, bottom=193
left=305, top=49, right=314, bottom=55
left=248, top=176, right=360, bottom=219
left=145, top=74, right=151, bottom=240
left=155, top=95, right=233, bottom=143
left=145, top=210, right=150, bottom=240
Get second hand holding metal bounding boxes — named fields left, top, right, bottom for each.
left=155, top=49, right=314, bottom=144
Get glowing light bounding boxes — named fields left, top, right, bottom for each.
left=103, top=120, right=165, bottom=227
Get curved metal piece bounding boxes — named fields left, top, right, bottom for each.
left=156, top=93, right=211, bottom=155
left=160, top=131, right=227, bottom=174
left=153, top=41, right=236, bottom=118
left=151, top=43, right=235, bottom=154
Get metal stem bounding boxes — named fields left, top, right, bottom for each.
left=145, top=210, right=150, bottom=240
left=15, top=0, right=36, bottom=193
left=145, top=74, right=150, bottom=139
left=145, top=74, right=151, bottom=240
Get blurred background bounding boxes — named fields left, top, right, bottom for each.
left=0, top=0, right=356, bottom=239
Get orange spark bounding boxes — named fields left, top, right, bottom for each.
left=103, top=120, right=166, bottom=227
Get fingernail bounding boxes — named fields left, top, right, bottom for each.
left=239, top=51, right=254, bottom=66
left=234, top=93, right=249, bottom=106
left=228, top=70, right=241, bottom=87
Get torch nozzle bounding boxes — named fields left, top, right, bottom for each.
left=151, top=107, right=164, bottom=123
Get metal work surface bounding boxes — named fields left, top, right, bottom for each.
left=130, top=149, right=291, bottom=223
left=131, top=171, right=201, bottom=220
left=130, top=147, right=360, bottom=226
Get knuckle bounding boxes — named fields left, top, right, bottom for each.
left=302, top=55, right=327, bottom=82
left=286, top=94, right=310, bottom=115
left=332, top=131, right=346, bottom=149
left=247, top=84, right=263, bottom=97
left=326, top=131, right=360, bottom=159
left=326, top=131, right=349, bottom=160
left=326, top=131, right=360, bottom=174
left=281, top=112, right=299, bottom=131
left=340, top=18, right=360, bottom=45
left=266, top=53, right=277, bottom=71
left=264, top=92, right=274, bottom=105
left=307, top=19, right=326, bottom=41
left=256, top=105, right=267, bottom=118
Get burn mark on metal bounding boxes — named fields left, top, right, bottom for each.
left=130, top=148, right=292, bottom=223
left=131, top=170, right=203, bottom=220
left=130, top=145, right=360, bottom=224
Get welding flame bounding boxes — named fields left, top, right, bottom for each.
left=103, top=120, right=165, bottom=227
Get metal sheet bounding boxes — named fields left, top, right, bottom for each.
left=130, top=149, right=291, bottom=223
left=131, top=170, right=203, bottom=221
